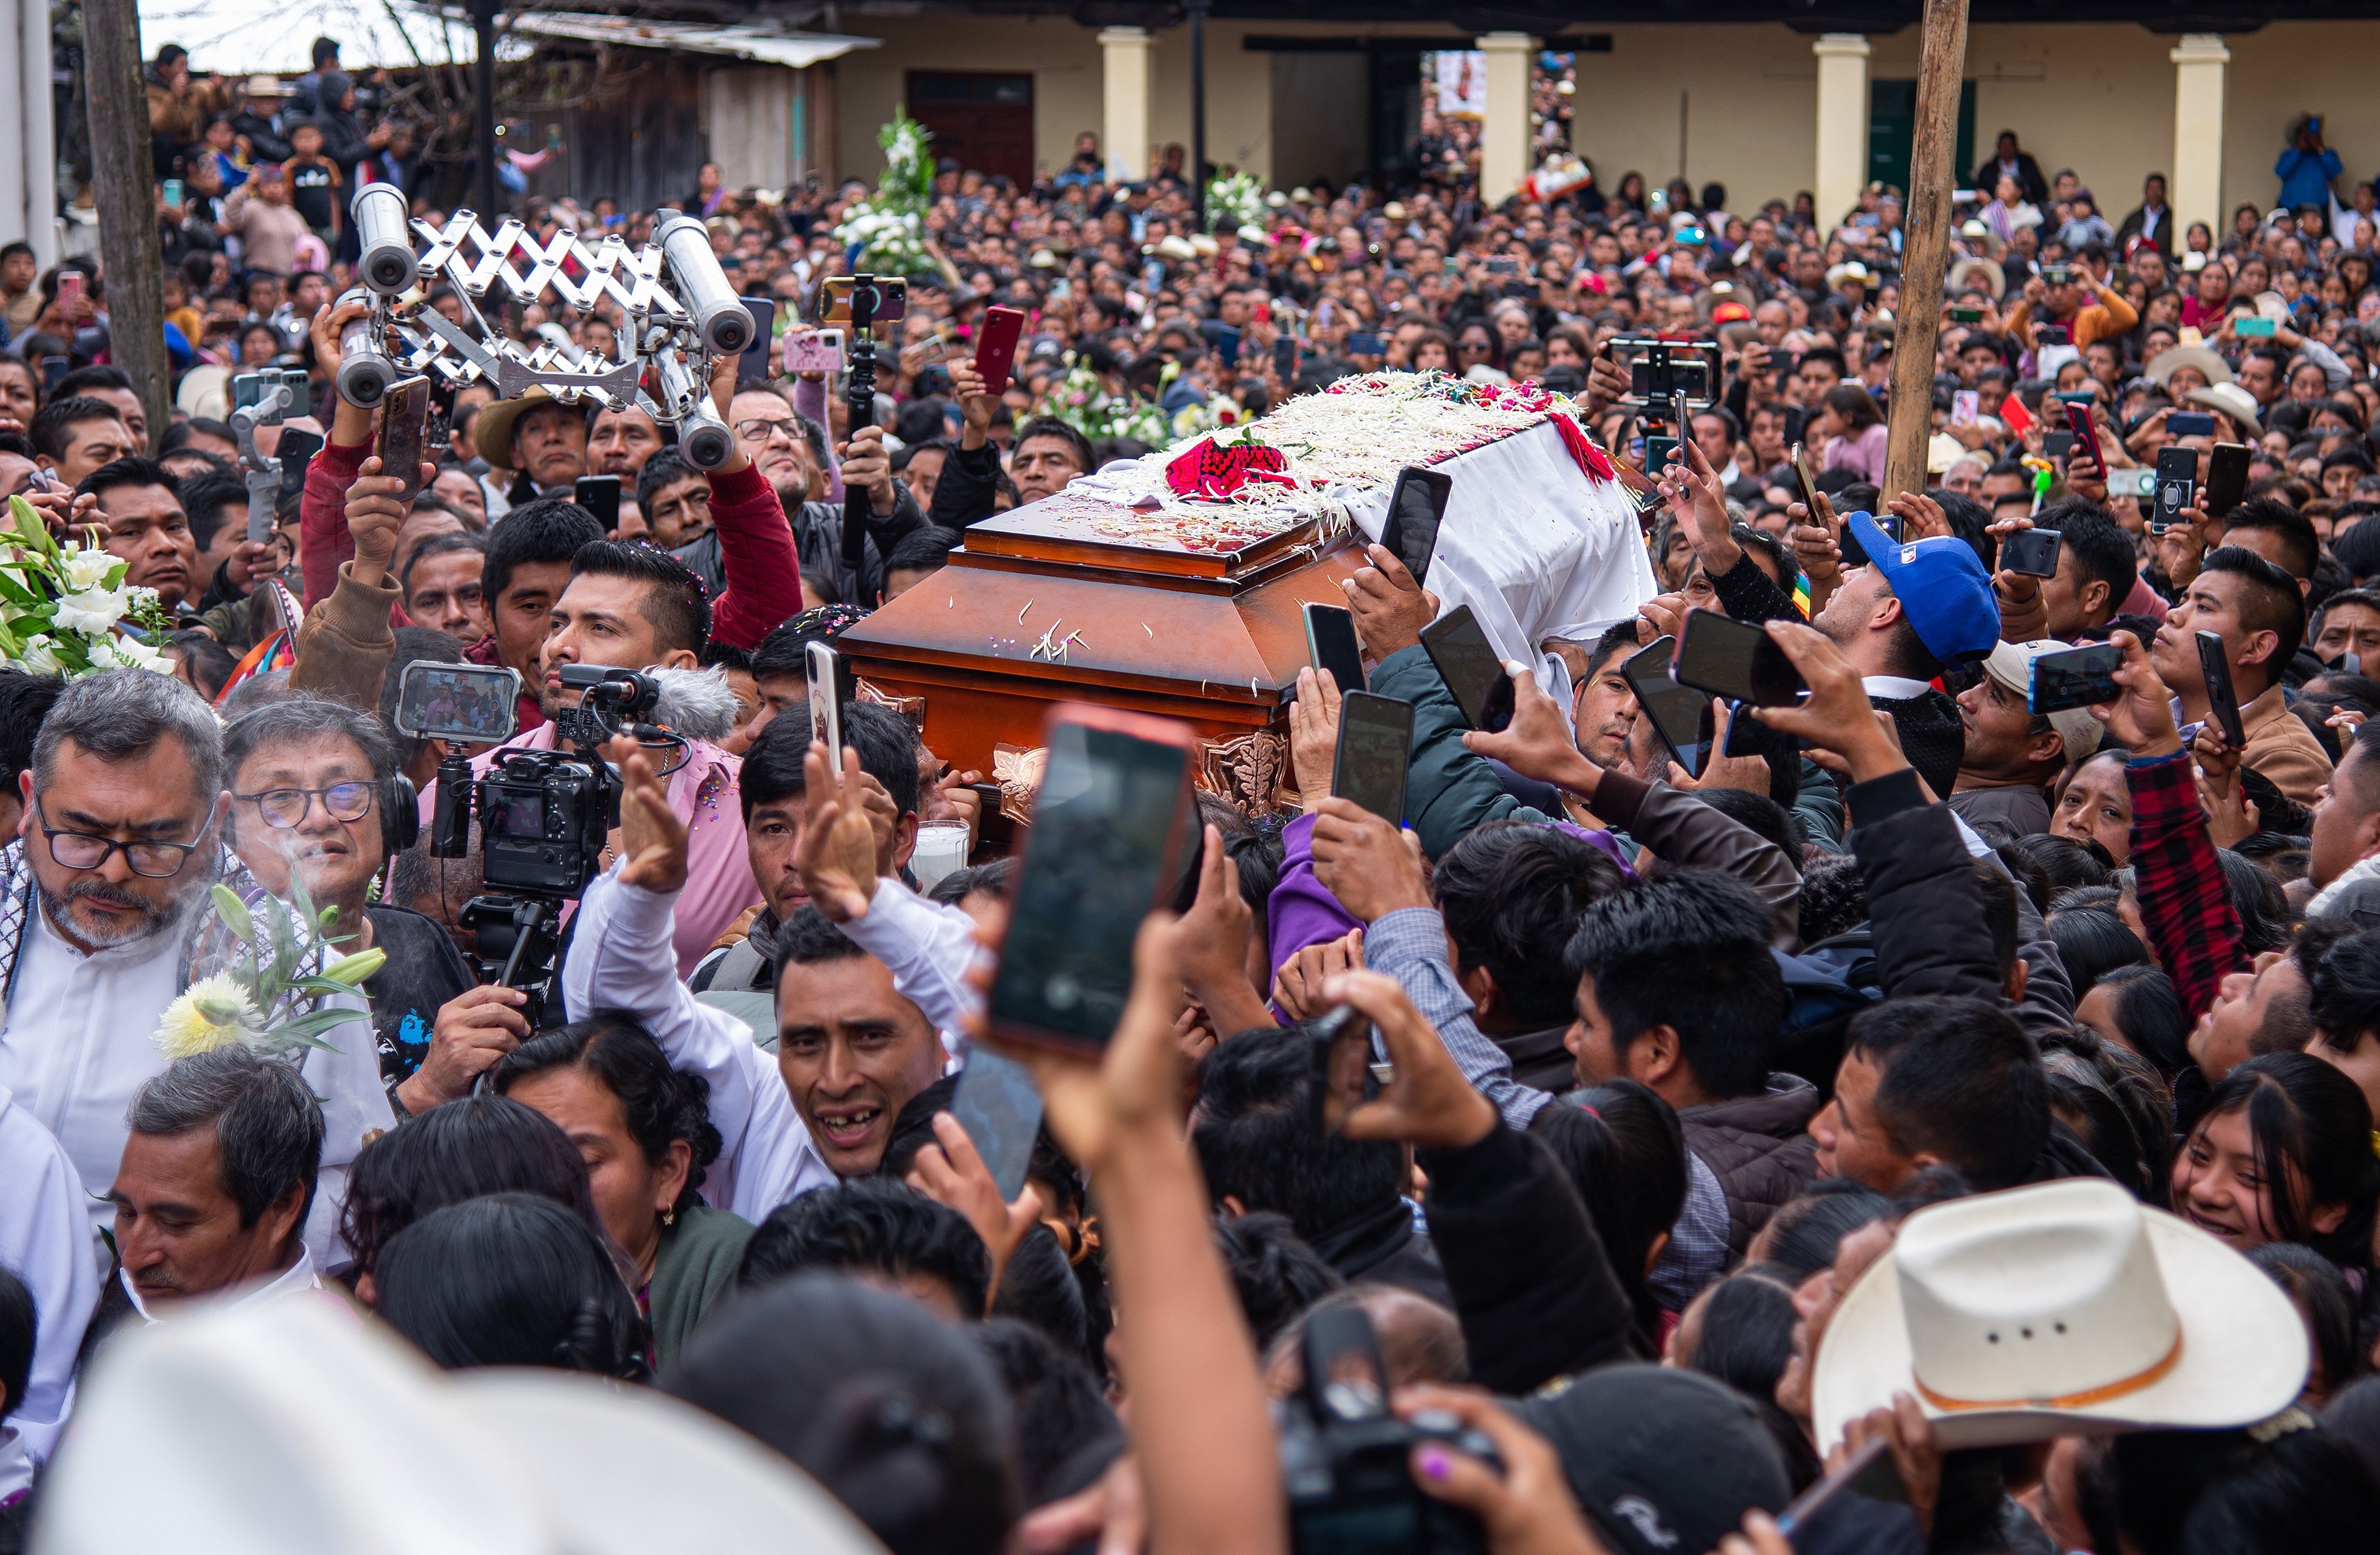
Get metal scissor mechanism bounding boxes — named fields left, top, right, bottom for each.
left=333, top=185, right=748, bottom=468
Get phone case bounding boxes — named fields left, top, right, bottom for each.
left=976, top=306, right=1027, bottom=398
left=984, top=704, right=1199, bottom=1052
left=377, top=376, right=432, bottom=507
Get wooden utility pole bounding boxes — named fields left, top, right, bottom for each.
left=1881, top=0, right=1972, bottom=501
left=80, top=0, right=170, bottom=453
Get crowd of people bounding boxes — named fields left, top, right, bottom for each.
left=12, top=28, right=2380, bottom=1554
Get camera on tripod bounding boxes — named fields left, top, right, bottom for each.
left=407, top=662, right=665, bottom=1025
left=1277, top=1305, right=1500, bottom=1554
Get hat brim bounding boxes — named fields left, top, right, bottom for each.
left=1946, top=260, right=2006, bottom=301
left=2145, top=346, right=2233, bottom=387
left=472, top=387, right=567, bottom=469
left=1813, top=1206, right=2310, bottom=1453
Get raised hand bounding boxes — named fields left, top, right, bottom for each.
left=795, top=741, right=882, bottom=923
left=1343, top=543, right=1439, bottom=659
left=603, top=736, right=689, bottom=893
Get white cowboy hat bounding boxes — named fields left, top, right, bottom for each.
left=2186, top=382, right=2263, bottom=430
left=1946, top=256, right=2005, bottom=301
left=1813, top=1179, right=2308, bottom=1454
left=2143, top=345, right=2233, bottom=388
left=41, top=1294, right=888, bottom=1555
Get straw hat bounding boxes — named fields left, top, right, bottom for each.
left=472, top=387, right=576, bottom=469
left=1813, top=1179, right=2308, bottom=1453
left=2186, top=382, right=2263, bottom=430
left=1946, top=256, right=2006, bottom=301
left=40, top=1294, right=888, bottom=1554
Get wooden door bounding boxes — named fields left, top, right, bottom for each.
left=906, top=72, right=1035, bottom=186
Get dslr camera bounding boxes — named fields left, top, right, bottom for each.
left=1277, top=1306, right=1500, bottom=1554
left=429, top=664, right=663, bottom=1022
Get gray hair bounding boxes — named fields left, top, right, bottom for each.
left=33, top=667, right=223, bottom=802
left=647, top=664, right=741, bottom=743
left=127, top=1046, right=324, bottom=1230
left=222, top=696, right=396, bottom=786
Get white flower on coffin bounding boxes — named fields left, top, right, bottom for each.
left=59, top=546, right=117, bottom=592
left=93, top=634, right=170, bottom=673
left=17, top=636, right=60, bottom=677
left=155, top=973, right=264, bottom=1058
left=52, top=587, right=130, bottom=636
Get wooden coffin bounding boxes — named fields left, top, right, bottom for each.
left=837, top=493, right=1363, bottom=816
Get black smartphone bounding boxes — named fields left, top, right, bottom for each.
left=1672, top=610, right=1805, bottom=707
left=2204, top=442, right=2250, bottom=518
left=1643, top=431, right=1680, bottom=475
left=574, top=475, right=624, bottom=533
left=1379, top=465, right=1453, bottom=587
left=2037, top=323, right=2072, bottom=347
left=2043, top=428, right=2076, bottom=462
left=1949, top=306, right=1984, bottom=324
left=1999, top=527, right=2062, bottom=578
left=1418, top=606, right=1516, bottom=733
left=2166, top=411, right=2216, bottom=438
left=2197, top=629, right=2247, bottom=746
left=2028, top=643, right=2124, bottom=714
left=391, top=661, right=524, bottom=745
left=1210, top=323, right=1243, bottom=368
left=273, top=427, right=323, bottom=494
left=1789, top=443, right=1821, bottom=513
left=2065, top=401, right=2107, bottom=479
left=2152, top=445, right=2198, bottom=533
left=1775, top=1436, right=1898, bottom=1541
left=950, top=1048, right=1043, bottom=1202
left=985, top=708, right=1199, bottom=1050
left=738, top=297, right=777, bottom=382
left=1331, top=691, right=1413, bottom=822
left=1622, top=637, right=1714, bottom=779
left=1345, top=331, right=1384, bottom=356
left=1303, top=602, right=1367, bottom=696
left=1273, top=334, right=1298, bottom=381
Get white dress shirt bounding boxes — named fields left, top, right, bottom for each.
left=839, top=878, right=985, bottom=1059
left=0, top=1084, right=99, bottom=1466
left=565, top=866, right=834, bottom=1217
left=0, top=906, right=393, bottom=1272
left=121, top=1242, right=320, bottom=1324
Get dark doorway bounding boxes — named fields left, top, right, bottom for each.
left=906, top=72, right=1035, bottom=185
left=1867, top=78, right=1975, bottom=198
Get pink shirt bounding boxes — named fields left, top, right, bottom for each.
left=419, top=722, right=761, bottom=979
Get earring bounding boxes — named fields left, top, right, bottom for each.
left=662, top=1206, right=676, bottom=1227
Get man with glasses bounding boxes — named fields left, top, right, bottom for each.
left=0, top=671, right=391, bottom=1269
left=219, top=699, right=497, bottom=1116
left=674, top=377, right=921, bottom=608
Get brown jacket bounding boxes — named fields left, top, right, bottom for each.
left=291, top=561, right=398, bottom=713
left=2239, top=681, right=2333, bottom=807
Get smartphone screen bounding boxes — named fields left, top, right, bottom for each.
left=950, top=1048, right=1043, bottom=1202
left=2043, top=429, right=2076, bottom=462
left=1379, top=466, right=1452, bottom=587
left=1303, top=602, right=1366, bottom=696
left=1622, top=638, right=1714, bottom=778
left=735, top=297, right=778, bottom=382
left=2204, top=443, right=2250, bottom=518
left=1673, top=611, right=1805, bottom=707
left=987, top=711, right=1197, bottom=1050
left=274, top=428, right=323, bottom=492
left=1331, top=692, right=1413, bottom=822
left=2028, top=644, right=2123, bottom=714
left=2152, top=445, right=2198, bottom=533
left=806, top=640, right=844, bottom=757
left=1999, top=527, right=2062, bottom=578
left=1417, top=606, right=1515, bottom=732
left=975, top=306, right=1027, bottom=398
left=376, top=375, right=432, bottom=515
left=574, top=474, right=623, bottom=533
left=2197, top=630, right=2247, bottom=746
left=391, top=662, right=524, bottom=745
left=2166, top=412, right=2216, bottom=438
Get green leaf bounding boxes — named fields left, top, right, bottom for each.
left=287, top=974, right=367, bottom=999
left=267, top=895, right=299, bottom=989
left=210, top=885, right=254, bottom=943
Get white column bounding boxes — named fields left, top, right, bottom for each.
left=1478, top=31, right=1533, bottom=205
left=0, top=0, right=57, bottom=266
left=1812, top=33, right=1871, bottom=234
left=2169, top=33, right=2229, bottom=240
left=1099, top=27, right=1152, bottom=184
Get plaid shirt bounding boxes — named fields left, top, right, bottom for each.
left=2126, top=750, right=2248, bottom=1022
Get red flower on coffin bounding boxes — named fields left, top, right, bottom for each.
left=1165, top=434, right=1289, bottom=500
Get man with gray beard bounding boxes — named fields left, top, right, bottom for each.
left=0, top=671, right=389, bottom=1269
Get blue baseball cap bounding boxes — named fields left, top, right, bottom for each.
left=1845, top=511, right=1999, bottom=665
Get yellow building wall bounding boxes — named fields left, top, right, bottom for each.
left=833, top=16, right=2380, bottom=228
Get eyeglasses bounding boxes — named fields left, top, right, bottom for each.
left=232, top=782, right=377, bottom=829
left=34, top=799, right=205, bottom=877
left=734, top=417, right=804, bottom=444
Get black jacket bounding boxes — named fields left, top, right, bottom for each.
left=1430, top=1118, right=1635, bottom=1395
left=1306, top=1198, right=1452, bottom=1309
left=1972, top=151, right=2049, bottom=208
left=1679, top=1076, right=1824, bottom=1259
left=929, top=439, right=1005, bottom=529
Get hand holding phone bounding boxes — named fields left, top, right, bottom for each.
left=1303, top=602, right=1367, bottom=696
left=373, top=376, right=434, bottom=518
left=1418, top=606, right=1517, bottom=732
left=1998, top=526, right=2062, bottom=579
left=975, top=306, right=1027, bottom=398
left=1622, top=638, right=1716, bottom=779
left=1331, top=692, right=1414, bottom=822
left=1672, top=611, right=1805, bottom=707
left=2028, top=643, right=2124, bottom=713
left=1380, top=466, right=1453, bottom=588
left=2196, top=630, right=2247, bottom=747
left=2152, top=445, right=2198, bottom=535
